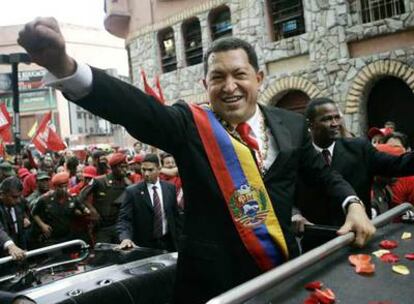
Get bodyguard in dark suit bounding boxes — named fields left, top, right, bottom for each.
left=117, top=154, right=180, bottom=251
left=0, top=177, right=26, bottom=260
left=294, top=98, right=414, bottom=243
left=18, top=20, right=376, bottom=304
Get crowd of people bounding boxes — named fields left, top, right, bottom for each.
left=0, top=143, right=184, bottom=261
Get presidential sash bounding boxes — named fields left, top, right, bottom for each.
left=190, top=104, right=289, bottom=271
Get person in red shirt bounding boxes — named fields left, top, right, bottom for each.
left=128, top=155, right=143, bottom=184
left=159, top=153, right=184, bottom=210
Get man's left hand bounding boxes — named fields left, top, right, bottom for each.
left=337, top=202, right=376, bottom=247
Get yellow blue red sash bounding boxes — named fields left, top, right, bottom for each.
left=190, top=104, right=289, bottom=271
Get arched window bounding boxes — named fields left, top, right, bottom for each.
left=351, top=0, right=405, bottom=23
left=267, top=0, right=305, bottom=41
left=209, top=6, right=232, bottom=41
left=158, top=27, right=177, bottom=73
left=182, top=18, right=203, bottom=66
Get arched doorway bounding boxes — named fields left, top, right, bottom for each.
left=272, top=90, right=310, bottom=114
left=367, top=76, right=414, bottom=147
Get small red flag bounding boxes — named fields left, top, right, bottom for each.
left=32, top=112, right=66, bottom=154
left=141, top=70, right=165, bottom=104
left=0, top=103, right=12, bottom=143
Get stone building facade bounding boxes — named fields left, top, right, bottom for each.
left=106, top=0, right=414, bottom=141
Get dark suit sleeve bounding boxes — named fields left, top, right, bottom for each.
left=117, top=187, right=134, bottom=241
left=72, top=68, right=191, bottom=154
left=298, top=123, right=357, bottom=206
left=0, top=220, right=11, bottom=249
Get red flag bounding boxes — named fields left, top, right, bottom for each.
left=32, top=112, right=66, bottom=154
left=0, top=138, right=5, bottom=158
left=0, top=103, right=12, bottom=143
left=154, top=75, right=165, bottom=103
left=141, top=70, right=165, bottom=104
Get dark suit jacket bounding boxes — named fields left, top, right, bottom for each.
left=117, top=181, right=180, bottom=250
left=71, top=68, right=356, bottom=303
left=296, top=138, right=414, bottom=226
left=0, top=202, right=25, bottom=251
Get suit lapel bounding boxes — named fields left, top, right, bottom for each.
left=160, top=181, right=171, bottom=213
left=261, top=106, right=292, bottom=180
left=140, top=183, right=154, bottom=212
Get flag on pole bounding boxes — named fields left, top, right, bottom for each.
left=32, top=112, right=66, bottom=154
left=0, top=103, right=12, bottom=143
left=154, top=75, right=165, bottom=103
left=141, top=70, right=165, bottom=104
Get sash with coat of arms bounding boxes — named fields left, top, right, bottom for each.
left=190, top=104, right=289, bottom=271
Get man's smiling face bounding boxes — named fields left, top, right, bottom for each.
left=204, top=48, right=263, bottom=126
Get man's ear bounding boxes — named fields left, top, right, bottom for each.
left=257, top=70, right=264, bottom=85
left=202, top=78, right=207, bottom=90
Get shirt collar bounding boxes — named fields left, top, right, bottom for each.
left=246, top=105, right=261, bottom=137
left=313, top=141, right=336, bottom=155
left=146, top=179, right=161, bottom=189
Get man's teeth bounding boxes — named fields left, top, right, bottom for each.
left=223, top=96, right=242, bottom=102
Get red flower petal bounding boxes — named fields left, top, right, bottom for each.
left=305, top=281, right=323, bottom=291
left=405, top=253, right=414, bottom=260
left=355, top=262, right=375, bottom=274
left=303, top=295, right=320, bottom=304
left=349, top=254, right=371, bottom=266
left=380, top=253, right=399, bottom=263
left=379, top=240, right=398, bottom=249
left=312, top=288, right=336, bottom=304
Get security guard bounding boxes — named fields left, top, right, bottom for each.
left=79, top=153, right=131, bottom=244
left=32, top=172, right=89, bottom=246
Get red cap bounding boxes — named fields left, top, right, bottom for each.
left=129, top=154, right=143, bottom=164
left=52, top=172, right=70, bottom=186
left=375, top=144, right=404, bottom=156
left=108, top=152, right=126, bottom=167
left=18, top=168, right=30, bottom=179
left=368, top=127, right=392, bottom=139
left=83, top=166, right=97, bottom=178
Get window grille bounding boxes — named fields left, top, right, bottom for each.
left=210, top=6, right=232, bottom=41
left=268, top=0, right=305, bottom=41
left=352, top=0, right=405, bottom=23
left=158, top=28, right=177, bottom=73
left=183, top=18, right=203, bottom=66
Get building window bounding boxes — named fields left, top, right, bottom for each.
left=78, top=127, right=83, bottom=133
left=183, top=18, right=203, bottom=66
left=89, top=127, right=94, bottom=133
left=352, top=0, right=405, bottom=23
left=88, top=114, right=93, bottom=119
left=77, top=112, right=82, bottom=119
left=209, top=6, right=232, bottom=41
left=158, top=27, right=177, bottom=73
left=268, top=0, right=305, bottom=41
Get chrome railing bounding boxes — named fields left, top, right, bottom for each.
left=207, top=203, right=413, bottom=304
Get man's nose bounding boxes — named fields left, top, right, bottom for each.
left=223, top=77, right=237, bottom=93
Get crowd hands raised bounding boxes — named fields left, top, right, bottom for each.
left=0, top=141, right=183, bottom=262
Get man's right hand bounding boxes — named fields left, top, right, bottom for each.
left=7, top=244, right=26, bottom=261
left=40, top=223, right=53, bottom=238
left=116, top=239, right=137, bottom=250
left=17, top=17, right=76, bottom=78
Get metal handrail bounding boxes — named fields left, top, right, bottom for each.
left=0, top=239, right=89, bottom=284
left=207, top=203, right=413, bottom=304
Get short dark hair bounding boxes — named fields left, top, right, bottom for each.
left=383, top=131, right=410, bottom=149
left=142, top=153, right=160, bottom=166
left=203, top=37, right=259, bottom=76
left=305, top=97, right=337, bottom=122
left=0, top=176, right=23, bottom=194
left=160, top=153, right=173, bottom=165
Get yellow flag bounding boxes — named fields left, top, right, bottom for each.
left=27, top=121, right=38, bottom=138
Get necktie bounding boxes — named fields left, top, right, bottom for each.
left=152, top=186, right=163, bottom=238
left=322, top=149, right=332, bottom=166
left=236, top=122, right=259, bottom=151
